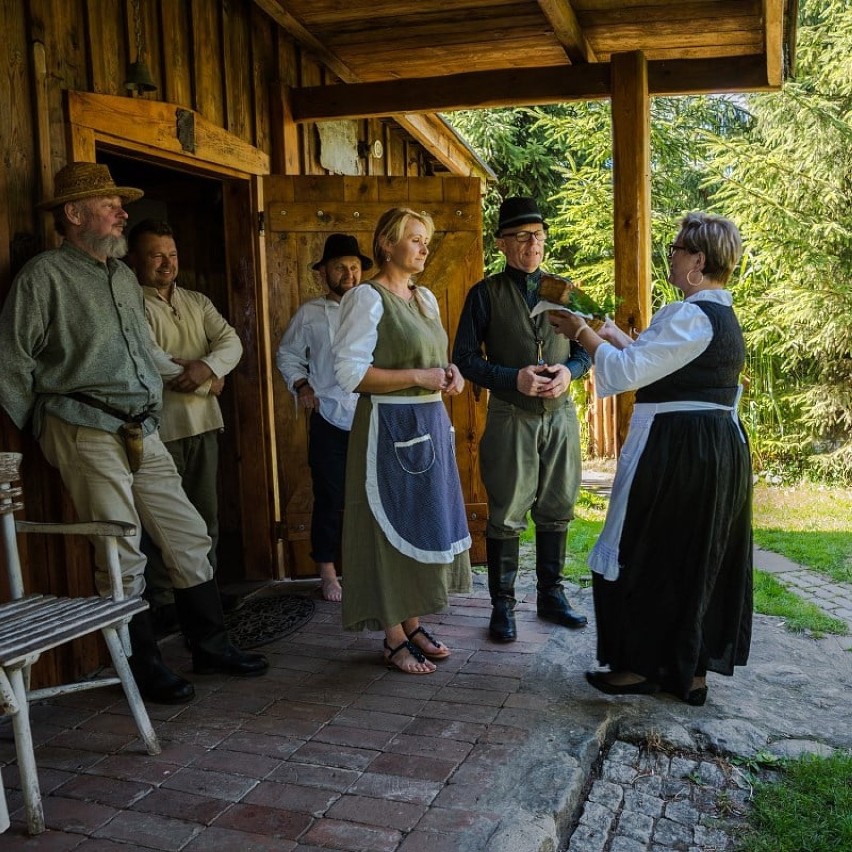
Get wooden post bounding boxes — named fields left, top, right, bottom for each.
left=611, top=51, right=652, bottom=451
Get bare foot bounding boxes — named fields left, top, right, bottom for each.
left=318, top=564, right=342, bottom=602
left=321, top=576, right=342, bottom=602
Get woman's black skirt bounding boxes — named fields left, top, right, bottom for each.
left=592, top=409, right=753, bottom=696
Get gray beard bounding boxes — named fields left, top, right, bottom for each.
left=79, top=232, right=128, bottom=259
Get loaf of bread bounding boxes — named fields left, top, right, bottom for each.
left=538, top=273, right=607, bottom=330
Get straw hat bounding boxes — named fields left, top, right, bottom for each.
left=37, top=162, right=144, bottom=210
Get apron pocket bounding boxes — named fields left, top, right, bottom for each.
left=393, top=434, right=435, bottom=474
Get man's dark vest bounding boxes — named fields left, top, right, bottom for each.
left=636, top=301, right=744, bottom=407
left=482, top=271, right=573, bottom=413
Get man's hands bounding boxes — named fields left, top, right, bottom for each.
left=168, top=357, right=215, bottom=393
left=517, top=364, right=570, bottom=399
left=296, top=384, right=318, bottom=410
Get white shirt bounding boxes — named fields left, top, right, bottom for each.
left=276, top=296, right=357, bottom=431
left=333, top=284, right=442, bottom=394
left=593, top=290, right=733, bottom=398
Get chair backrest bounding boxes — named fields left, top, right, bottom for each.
left=0, top=452, right=25, bottom=600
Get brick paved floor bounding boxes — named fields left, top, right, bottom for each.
left=0, top=582, right=564, bottom=850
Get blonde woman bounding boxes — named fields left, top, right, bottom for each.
left=333, top=208, right=471, bottom=674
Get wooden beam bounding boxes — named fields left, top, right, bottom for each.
left=611, top=51, right=652, bottom=452
left=291, top=55, right=770, bottom=121
left=252, top=0, right=358, bottom=84
left=395, top=114, right=494, bottom=182
left=763, top=0, right=783, bottom=86
left=292, top=65, right=612, bottom=120
left=536, top=0, right=597, bottom=64
left=66, top=91, right=270, bottom=176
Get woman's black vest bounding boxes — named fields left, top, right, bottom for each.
left=635, top=301, right=745, bottom=407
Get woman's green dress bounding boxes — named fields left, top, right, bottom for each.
left=341, top=283, right=471, bottom=632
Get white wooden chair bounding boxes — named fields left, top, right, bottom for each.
left=0, top=451, right=160, bottom=835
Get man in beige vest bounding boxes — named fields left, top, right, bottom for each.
left=0, top=164, right=267, bottom=706
left=452, top=197, right=591, bottom=642
left=127, top=219, right=242, bottom=632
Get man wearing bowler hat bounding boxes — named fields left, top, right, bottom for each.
left=453, top=196, right=591, bottom=642
left=276, top=233, right=372, bottom=601
left=0, top=162, right=268, bottom=705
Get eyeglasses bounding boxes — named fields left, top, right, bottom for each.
left=666, top=242, right=694, bottom=259
left=501, top=229, right=548, bottom=243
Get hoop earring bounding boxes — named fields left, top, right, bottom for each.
left=385, top=254, right=392, bottom=263
left=686, top=269, right=704, bottom=288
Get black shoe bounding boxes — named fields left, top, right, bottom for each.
left=586, top=671, right=659, bottom=696
left=192, top=643, right=269, bottom=677
left=537, top=589, right=588, bottom=629
left=661, top=677, right=709, bottom=706
left=489, top=599, right=517, bottom=643
left=129, top=656, right=195, bottom=704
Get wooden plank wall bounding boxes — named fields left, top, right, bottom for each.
left=0, top=0, right=432, bottom=685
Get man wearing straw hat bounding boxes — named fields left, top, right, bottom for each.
left=0, top=162, right=268, bottom=704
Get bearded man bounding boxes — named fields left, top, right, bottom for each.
left=276, top=233, right=373, bottom=602
left=0, top=162, right=268, bottom=705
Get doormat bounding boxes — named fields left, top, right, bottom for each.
left=223, top=592, right=315, bottom=649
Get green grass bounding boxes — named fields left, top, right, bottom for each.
left=738, top=751, right=852, bottom=852
left=753, top=482, right=852, bottom=584
left=753, top=571, right=847, bottom=637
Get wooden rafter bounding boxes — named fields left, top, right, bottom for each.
left=253, top=0, right=489, bottom=178
left=536, top=0, right=597, bottom=64
left=253, top=0, right=358, bottom=83
left=290, top=56, right=769, bottom=122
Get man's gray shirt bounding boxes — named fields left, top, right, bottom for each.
left=0, top=241, right=180, bottom=438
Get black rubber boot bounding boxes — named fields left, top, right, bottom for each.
left=487, top=537, right=520, bottom=643
left=127, top=610, right=195, bottom=704
left=535, top=530, right=587, bottom=629
left=173, top=579, right=269, bottom=677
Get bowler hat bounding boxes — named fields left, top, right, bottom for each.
left=312, top=233, right=373, bottom=271
left=38, top=162, right=144, bottom=210
left=495, top=196, right=548, bottom=236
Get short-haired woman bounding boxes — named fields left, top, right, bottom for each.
left=549, top=212, right=753, bottom=705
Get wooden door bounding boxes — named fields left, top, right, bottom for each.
left=264, top=175, right=488, bottom=577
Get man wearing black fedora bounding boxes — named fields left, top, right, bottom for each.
left=453, top=196, right=591, bottom=642
left=0, top=162, right=268, bottom=705
left=276, top=233, right=373, bottom=602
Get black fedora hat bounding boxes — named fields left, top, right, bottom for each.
left=312, top=233, right=373, bottom=271
left=495, top=196, right=549, bottom=236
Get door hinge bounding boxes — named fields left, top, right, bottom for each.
left=274, top=520, right=286, bottom=540
left=257, top=211, right=265, bottom=235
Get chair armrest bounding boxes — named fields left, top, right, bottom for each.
left=15, top=520, right=137, bottom=538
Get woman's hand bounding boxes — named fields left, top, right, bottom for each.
left=443, top=363, right=465, bottom=396
left=547, top=310, right=586, bottom=340
left=597, top=318, right=634, bottom=350
left=416, top=367, right=452, bottom=392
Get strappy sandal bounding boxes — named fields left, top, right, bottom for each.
left=405, top=625, right=451, bottom=660
left=383, top=638, right=435, bottom=675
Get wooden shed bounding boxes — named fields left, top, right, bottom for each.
left=0, top=0, right=796, bottom=684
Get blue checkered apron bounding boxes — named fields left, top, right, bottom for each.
left=365, top=393, right=471, bottom=563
